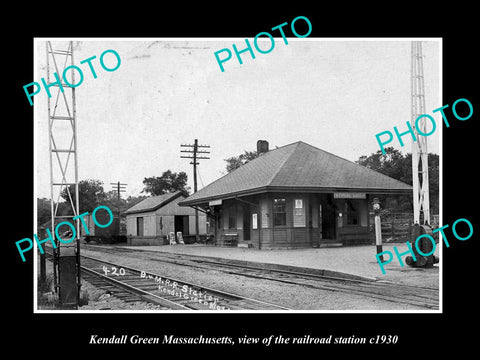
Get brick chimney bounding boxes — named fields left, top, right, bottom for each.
left=257, top=140, right=269, bottom=155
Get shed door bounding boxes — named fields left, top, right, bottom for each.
left=136, top=217, right=144, bottom=236
left=175, top=215, right=189, bottom=236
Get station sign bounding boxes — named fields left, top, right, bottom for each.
left=333, top=192, right=366, bottom=199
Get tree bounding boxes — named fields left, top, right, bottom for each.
left=102, top=191, right=147, bottom=214
left=125, top=195, right=148, bottom=208
left=224, top=150, right=259, bottom=173
left=356, top=147, right=412, bottom=184
left=37, top=198, right=78, bottom=233
left=356, top=147, right=439, bottom=214
left=102, top=190, right=127, bottom=216
left=60, top=179, right=107, bottom=214
left=37, top=197, right=52, bottom=227
left=142, top=170, right=190, bottom=196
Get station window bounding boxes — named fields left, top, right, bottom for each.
left=273, top=198, right=286, bottom=226
left=345, top=200, right=359, bottom=225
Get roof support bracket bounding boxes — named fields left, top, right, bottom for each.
left=234, top=196, right=258, bottom=207
left=189, top=205, right=209, bottom=214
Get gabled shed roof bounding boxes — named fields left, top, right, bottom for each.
left=125, top=191, right=184, bottom=215
left=180, top=141, right=412, bottom=206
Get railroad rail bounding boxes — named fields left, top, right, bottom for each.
left=43, top=249, right=166, bottom=308
left=80, top=255, right=291, bottom=310
left=43, top=247, right=290, bottom=310
left=80, top=266, right=171, bottom=309
left=83, top=244, right=440, bottom=310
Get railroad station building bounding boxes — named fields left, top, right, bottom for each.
left=125, top=191, right=207, bottom=245
left=179, top=141, right=412, bottom=249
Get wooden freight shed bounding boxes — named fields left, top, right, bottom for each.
left=125, top=191, right=207, bottom=245
left=179, top=141, right=412, bottom=249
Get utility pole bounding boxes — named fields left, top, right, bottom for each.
left=180, top=139, right=210, bottom=242
left=411, top=41, right=430, bottom=226
left=110, top=182, right=127, bottom=235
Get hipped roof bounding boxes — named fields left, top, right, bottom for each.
left=180, top=141, right=412, bottom=206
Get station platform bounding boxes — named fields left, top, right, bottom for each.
left=107, top=243, right=440, bottom=289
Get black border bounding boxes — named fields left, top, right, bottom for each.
left=7, top=4, right=479, bottom=355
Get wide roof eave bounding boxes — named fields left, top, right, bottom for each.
left=179, top=185, right=412, bottom=207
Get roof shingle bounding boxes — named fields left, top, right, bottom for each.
left=125, top=191, right=183, bottom=214
left=180, top=141, right=412, bottom=206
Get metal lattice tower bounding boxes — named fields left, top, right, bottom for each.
left=411, top=41, right=430, bottom=225
left=46, top=40, right=81, bottom=306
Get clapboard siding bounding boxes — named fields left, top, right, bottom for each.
left=293, top=228, right=307, bottom=243
left=338, top=226, right=370, bottom=245
left=273, top=229, right=288, bottom=243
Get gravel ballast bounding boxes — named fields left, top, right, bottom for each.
left=79, top=246, right=437, bottom=311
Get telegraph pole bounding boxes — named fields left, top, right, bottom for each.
left=110, top=182, right=127, bottom=235
left=180, top=139, right=210, bottom=242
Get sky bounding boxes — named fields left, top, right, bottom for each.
left=34, top=38, right=441, bottom=201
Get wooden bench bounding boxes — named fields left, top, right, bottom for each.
left=222, top=233, right=238, bottom=247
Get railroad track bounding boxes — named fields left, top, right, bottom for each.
left=43, top=249, right=163, bottom=308
left=80, top=255, right=291, bottom=310
left=44, top=248, right=290, bottom=310
left=186, top=258, right=439, bottom=309
left=83, top=244, right=439, bottom=310
left=80, top=266, right=170, bottom=309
